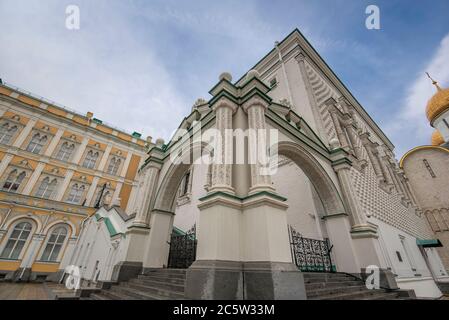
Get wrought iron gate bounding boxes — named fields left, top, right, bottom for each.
left=167, top=225, right=197, bottom=269
left=289, top=226, right=335, bottom=272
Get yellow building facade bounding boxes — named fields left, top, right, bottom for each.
left=0, top=82, right=150, bottom=281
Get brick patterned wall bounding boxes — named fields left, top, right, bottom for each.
left=351, top=164, right=433, bottom=239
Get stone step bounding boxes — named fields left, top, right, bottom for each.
left=129, top=278, right=185, bottom=293
left=144, top=268, right=187, bottom=275
left=306, top=280, right=362, bottom=291
left=110, top=285, right=165, bottom=300
left=137, top=274, right=185, bottom=285
left=304, top=276, right=356, bottom=283
left=311, top=289, right=395, bottom=300
left=369, top=292, right=401, bottom=300
left=121, top=282, right=185, bottom=299
left=307, top=285, right=367, bottom=297
left=138, top=273, right=186, bottom=281
left=303, top=272, right=357, bottom=279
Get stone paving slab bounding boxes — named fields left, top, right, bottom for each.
left=0, top=283, right=51, bottom=300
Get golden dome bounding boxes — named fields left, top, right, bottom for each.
left=425, top=74, right=449, bottom=123
left=431, top=130, right=444, bottom=146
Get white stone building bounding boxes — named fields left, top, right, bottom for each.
left=69, top=29, right=449, bottom=299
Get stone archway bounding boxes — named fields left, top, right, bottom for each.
left=143, top=142, right=209, bottom=269
left=277, top=141, right=346, bottom=217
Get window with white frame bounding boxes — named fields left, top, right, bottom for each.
left=2, top=170, right=26, bottom=193
left=106, top=157, right=121, bottom=175
left=35, top=177, right=58, bottom=199
left=55, top=142, right=75, bottom=162
left=40, top=226, right=67, bottom=262
left=0, top=221, right=33, bottom=259
left=82, top=150, right=99, bottom=169
left=26, top=133, right=47, bottom=154
left=0, top=123, right=18, bottom=145
left=66, top=184, right=85, bottom=204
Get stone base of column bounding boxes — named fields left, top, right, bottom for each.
left=185, top=260, right=307, bottom=300
left=111, top=261, right=142, bottom=282
left=124, top=225, right=150, bottom=263
left=12, top=268, right=32, bottom=282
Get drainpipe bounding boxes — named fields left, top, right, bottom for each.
left=275, top=41, right=294, bottom=106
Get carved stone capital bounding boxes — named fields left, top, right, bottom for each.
left=211, top=97, right=238, bottom=114
left=242, top=95, right=269, bottom=113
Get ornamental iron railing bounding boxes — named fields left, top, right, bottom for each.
left=167, top=225, right=197, bottom=269
left=289, top=225, right=335, bottom=272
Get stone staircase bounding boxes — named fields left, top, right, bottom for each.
left=82, top=269, right=412, bottom=300
left=87, top=269, right=186, bottom=300
left=304, top=272, right=411, bottom=300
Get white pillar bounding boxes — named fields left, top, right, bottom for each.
left=55, top=169, right=74, bottom=201
left=242, top=96, right=273, bottom=194
left=22, top=162, right=45, bottom=195
left=85, top=176, right=100, bottom=206
left=120, top=152, right=133, bottom=178
left=209, top=98, right=237, bottom=194
left=44, top=128, right=64, bottom=157
left=0, top=154, right=14, bottom=177
left=12, top=118, right=37, bottom=148
left=72, top=137, right=89, bottom=165
left=97, top=144, right=112, bottom=172
left=133, top=162, right=161, bottom=227
left=20, top=234, right=45, bottom=274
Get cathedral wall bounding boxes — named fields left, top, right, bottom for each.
left=401, top=148, right=449, bottom=210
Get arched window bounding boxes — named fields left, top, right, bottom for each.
left=0, top=221, right=33, bottom=259
left=82, top=150, right=99, bottom=169
left=26, top=133, right=47, bottom=154
left=40, top=226, right=67, bottom=262
left=55, top=142, right=75, bottom=162
left=66, top=184, right=85, bottom=204
left=180, top=171, right=191, bottom=196
left=0, top=123, right=18, bottom=145
left=35, top=177, right=58, bottom=199
left=2, top=170, right=26, bottom=193
left=106, top=157, right=121, bottom=175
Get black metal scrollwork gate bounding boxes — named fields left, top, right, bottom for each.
left=289, top=225, right=335, bottom=272
left=167, top=225, right=197, bottom=269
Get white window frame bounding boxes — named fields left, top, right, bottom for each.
left=39, top=225, right=68, bottom=262
left=0, top=220, right=34, bottom=260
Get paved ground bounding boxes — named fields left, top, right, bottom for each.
left=0, top=282, right=51, bottom=300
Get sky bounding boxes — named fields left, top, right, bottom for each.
left=0, top=0, right=448, bottom=157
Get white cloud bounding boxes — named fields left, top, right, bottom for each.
left=384, top=32, right=449, bottom=156
left=0, top=0, right=188, bottom=141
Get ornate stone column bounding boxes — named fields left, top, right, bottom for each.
left=332, top=160, right=384, bottom=269
left=242, top=96, right=274, bottom=194
left=328, top=106, right=350, bottom=150
left=113, top=147, right=163, bottom=282
left=209, top=97, right=237, bottom=194
left=360, top=133, right=384, bottom=181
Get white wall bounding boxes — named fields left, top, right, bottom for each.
left=173, top=163, right=208, bottom=232
left=272, top=158, right=324, bottom=239
left=372, top=217, right=445, bottom=298
left=71, top=208, right=128, bottom=282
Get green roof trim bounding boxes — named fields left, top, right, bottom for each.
left=132, top=132, right=142, bottom=138
left=416, top=239, right=443, bottom=248
left=92, top=118, right=103, bottom=124
left=94, top=213, right=125, bottom=238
